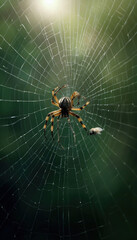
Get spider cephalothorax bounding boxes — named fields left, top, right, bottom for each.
left=44, top=85, right=90, bottom=141
left=59, top=97, right=71, bottom=117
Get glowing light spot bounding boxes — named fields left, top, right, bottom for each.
left=32, top=0, right=69, bottom=19
left=43, top=0, right=55, bottom=7
left=41, top=0, right=58, bottom=12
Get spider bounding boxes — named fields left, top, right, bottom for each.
left=43, top=85, right=90, bottom=142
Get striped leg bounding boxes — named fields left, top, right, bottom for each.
left=51, top=116, right=55, bottom=138
left=52, top=86, right=59, bottom=104
left=70, top=91, right=80, bottom=107
left=52, top=85, right=67, bottom=105
left=71, top=101, right=90, bottom=111
left=51, top=112, right=61, bottom=139
left=69, top=111, right=87, bottom=131
left=51, top=100, right=59, bottom=107
left=44, top=109, right=61, bottom=137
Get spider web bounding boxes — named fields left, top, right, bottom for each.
left=0, top=0, right=137, bottom=239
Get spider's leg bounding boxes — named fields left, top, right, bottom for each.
left=44, top=109, right=61, bottom=137
left=52, top=85, right=68, bottom=105
left=52, top=86, right=59, bottom=104
left=71, top=101, right=90, bottom=111
left=70, top=91, right=80, bottom=107
left=50, top=112, right=61, bottom=139
left=55, top=84, right=68, bottom=94
left=69, top=111, right=87, bottom=131
left=51, top=100, right=59, bottom=107
left=51, top=116, right=55, bottom=139
left=67, top=117, right=76, bottom=143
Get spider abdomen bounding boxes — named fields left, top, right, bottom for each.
left=59, top=97, right=71, bottom=117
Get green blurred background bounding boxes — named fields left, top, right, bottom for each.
left=0, top=0, right=137, bottom=239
